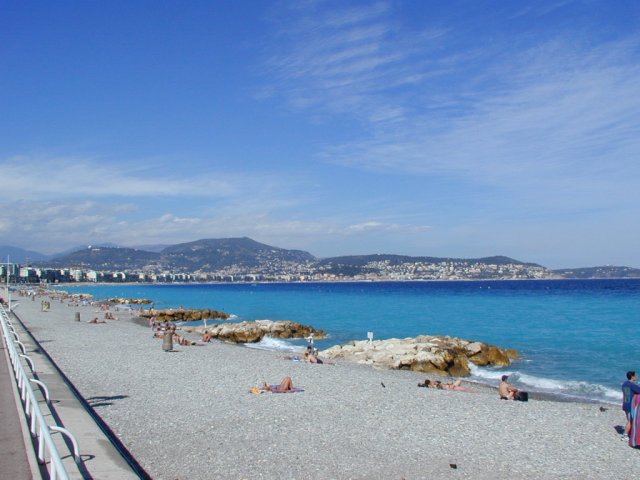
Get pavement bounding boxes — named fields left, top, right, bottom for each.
left=1, top=300, right=145, bottom=480
left=0, top=334, right=37, bottom=479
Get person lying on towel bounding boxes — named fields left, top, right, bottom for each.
left=263, top=376, right=295, bottom=393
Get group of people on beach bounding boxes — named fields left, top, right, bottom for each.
left=151, top=320, right=208, bottom=351
left=282, top=345, right=333, bottom=364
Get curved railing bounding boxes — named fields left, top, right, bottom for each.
left=0, top=304, right=78, bottom=480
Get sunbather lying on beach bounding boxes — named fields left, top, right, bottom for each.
left=418, top=379, right=443, bottom=388
left=174, top=334, right=202, bottom=346
left=87, top=318, right=106, bottom=324
left=262, top=376, right=295, bottom=393
left=283, top=354, right=302, bottom=361
left=437, top=379, right=473, bottom=391
left=418, top=379, right=473, bottom=392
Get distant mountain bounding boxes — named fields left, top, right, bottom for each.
left=160, top=237, right=316, bottom=271
left=552, top=266, right=640, bottom=279
left=45, top=246, right=161, bottom=270
left=316, top=254, right=544, bottom=278
left=132, top=243, right=170, bottom=253
left=0, top=245, right=48, bottom=263
left=49, top=243, right=121, bottom=259
left=39, top=237, right=316, bottom=272
left=19, top=236, right=638, bottom=280
left=316, top=254, right=542, bottom=276
left=318, top=254, right=539, bottom=267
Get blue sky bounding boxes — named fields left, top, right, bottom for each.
left=1, top=1, right=639, bottom=268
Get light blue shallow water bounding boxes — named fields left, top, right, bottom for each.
left=58, top=279, right=640, bottom=403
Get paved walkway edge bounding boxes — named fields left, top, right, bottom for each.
left=1, top=333, right=43, bottom=479
left=11, top=307, right=148, bottom=479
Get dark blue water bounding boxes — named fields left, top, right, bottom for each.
left=59, top=279, right=640, bottom=403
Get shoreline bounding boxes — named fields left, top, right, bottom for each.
left=46, top=276, right=640, bottom=288
left=10, top=289, right=639, bottom=479
left=126, top=309, right=614, bottom=406
left=36, top=285, right=622, bottom=406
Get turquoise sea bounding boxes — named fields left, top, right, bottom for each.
left=59, top=279, right=640, bottom=404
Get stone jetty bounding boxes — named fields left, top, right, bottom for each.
left=139, top=308, right=231, bottom=322
left=320, top=335, right=518, bottom=377
left=187, top=320, right=325, bottom=344
left=109, top=297, right=153, bottom=305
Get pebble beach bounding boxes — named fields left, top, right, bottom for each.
left=11, top=290, right=640, bottom=480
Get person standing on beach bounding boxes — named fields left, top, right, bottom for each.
left=622, top=371, right=640, bottom=438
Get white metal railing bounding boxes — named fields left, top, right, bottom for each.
left=0, top=304, right=77, bottom=480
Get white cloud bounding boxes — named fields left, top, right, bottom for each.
left=264, top=1, right=445, bottom=124
left=264, top=3, right=640, bottom=213
left=0, top=156, right=243, bottom=200
left=320, top=35, right=640, bottom=211
left=0, top=196, right=433, bottom=255
left=346, top=221, right=430, bottom=233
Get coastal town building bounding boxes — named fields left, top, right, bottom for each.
left=2, top=259, right=551, bottom=285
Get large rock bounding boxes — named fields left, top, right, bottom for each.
left=187, top=320, right=325, bottom=344
left=109, top=297, right=153, bottom=304
left=140, top=308, right=230, bottom=322
left=449, top=355, right=471, bottom=377
left=320, top=335, right=516, bottom=377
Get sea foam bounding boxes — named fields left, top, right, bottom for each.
left=244, top=336, right=303, bottom=353
left=469, top=364, right=621, bottom=404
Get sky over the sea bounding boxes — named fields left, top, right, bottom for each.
left=1, top=1, right=639, bottom=268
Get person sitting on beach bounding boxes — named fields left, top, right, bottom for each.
left=304, top=350, right=324, bottom=364
left=202, top=331, right=213, bottom=343
left=262, top=376, right=295, bottom=393
left=499, top=375, right=519, bottom=400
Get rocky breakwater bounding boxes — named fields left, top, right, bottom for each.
left=188, top=320, right=326, bottom=344
left=320, top=335, right=518, bottom=377
left=139, top=308, right=231, bottom=322
left=109, top=298, right=153, bottom=305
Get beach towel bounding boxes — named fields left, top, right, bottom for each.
left=629, top=394, right=640, bottom=448
left=249, top=386, right=304, bottom=394
left=270, top=387, right=304, bottom=393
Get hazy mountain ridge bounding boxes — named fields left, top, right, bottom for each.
left=0, top=245, right=49, bottom=263
left=316, top=254, right=541, bottom=267
left=159, top=237, right=315, bottom=271
left=552, top=266, right=640, bottom=279
left=45, top=246, right=161, bottom=270
left=31, top=237, right=315, bottom=272
left=2, top=239, right=637, bottom=278
left=314, top=254, right=544, bottom=277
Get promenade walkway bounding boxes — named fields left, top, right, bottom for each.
left=1, top=299, right=145, bottom=479
left=0, top=336, right=36, bottom=479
